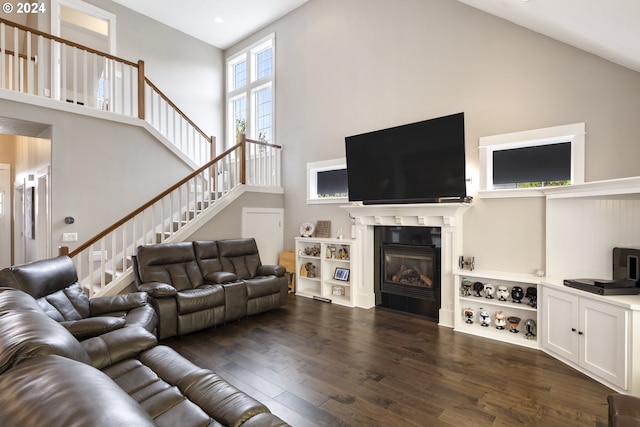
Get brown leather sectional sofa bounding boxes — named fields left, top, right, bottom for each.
left=133, top=238, right=288, bottom=339
left=0, top=257, right=289, bottom=426
left=608, top=394, right=640, bottom=427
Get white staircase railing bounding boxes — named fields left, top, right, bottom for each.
left=63, top=136, right=282, bottom=296
left=0, top=17, right=212, bottom=166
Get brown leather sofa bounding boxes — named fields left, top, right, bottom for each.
left=608, top=394, right=640, bottom=426
left=133, top=238, right=288, bottom=339
left=0, top=255, right=156, bottom=340
left=0, top=286, right=289, bottom=426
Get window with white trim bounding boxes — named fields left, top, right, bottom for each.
left=478, top=123, right=585, bottom=198
left=307, top=158, right=348, bottom=204
left=226, top=34, right=274, bottom=147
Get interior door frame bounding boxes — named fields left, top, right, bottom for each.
left=51, top=0, right=117, bottom=54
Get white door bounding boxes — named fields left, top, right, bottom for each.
left=36, top=169, right=50, bottom=260
left=241, top=208, right=284, bottom=265
left=0, top=164, right=11, bottom=268
left=542, top=287, right=580, bottom=364
left=580, top=298, right=628, bottom=389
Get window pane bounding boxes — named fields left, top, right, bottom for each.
left=256, top=48, right=272, bottom=80
left=256, top=86, right=272, bottom=142
left=493, top=142, right=571, bottom=186
left=233, top=97, right=247, bottom=136
left=234, top=60, right=247, bottom=90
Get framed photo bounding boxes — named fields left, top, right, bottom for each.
left=333, top=267, right=350, bottom=281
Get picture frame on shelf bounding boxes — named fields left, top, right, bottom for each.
left=315, top=220, right=331, bottom=238
left=334, top=267, right=350, bottom=281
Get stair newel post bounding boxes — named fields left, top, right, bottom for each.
left=58, top=246, right=69, bottom=256
left=239, top=133, right=247, bottom=185
left=137, top=60, right=145, bottom=120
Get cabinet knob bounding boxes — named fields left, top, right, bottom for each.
left=578, top=331, right=584, bottom=335
left=571, top=328, right=577, bottom=332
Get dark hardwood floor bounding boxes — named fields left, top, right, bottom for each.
left=163, top=295, right=613, bottom=426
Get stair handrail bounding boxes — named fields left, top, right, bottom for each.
left=0, top=17, right=213, bottom=165
left=66, top=136, right=282, bottom=258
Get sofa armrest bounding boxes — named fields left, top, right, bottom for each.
left=138, top=281, right=177, bottom=298
left=82, top=326, right=158, bottom=369
left=204, top=271, right=238, bottom=284
left=61, top=317, right=126, bottom=340
left=90, top=292, right=148, bottom=316
left=257, top=265, right=285, bottom=277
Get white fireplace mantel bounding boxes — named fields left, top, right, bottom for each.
left=341, top=202, right=472, bottom=327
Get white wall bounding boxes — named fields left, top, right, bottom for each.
left=228, top=0, right=640, bottom=275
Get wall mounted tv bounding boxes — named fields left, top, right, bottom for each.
left=345, top=112, right=467, bottom=205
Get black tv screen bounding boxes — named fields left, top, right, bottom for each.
left=345, top=112, right=467, bottom=204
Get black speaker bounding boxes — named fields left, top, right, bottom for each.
left=613, top=247, right=640, bottom=285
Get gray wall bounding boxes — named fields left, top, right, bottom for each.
left=227, top=0, right=640, bottom=274
left=187, top=192, right=284, bottom=241
left=0, top=100, right=193, bottom=253
left=86, top=0, right=224, bottom=141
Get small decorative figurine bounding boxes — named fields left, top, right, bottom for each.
left=480, top=309, right=490, bottom=327
left=494, top=310, right=506, bottom=330
left=497, top=285, right=509, bottom=301
left=511, top=286, right=524, bottom=303
left=508, top=316, right=521, bottom=333
left=484, top=284, right=495, bottom=299
left=461, top=280, right=473, bottom=297
left=464, top=307, right=474, bottom=324
left=473, top=281, right=484, bottom=297
left=525, top=287, right=537, bottom=308
left=524, top=319, right=536, bottom=339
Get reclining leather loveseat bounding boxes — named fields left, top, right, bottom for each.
left=0, top=286, right=289, bottom=426
left=0, top=255, right=156, bottom=340
left=133, top=238, right=288, bottom=339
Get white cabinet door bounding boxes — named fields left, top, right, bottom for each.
left=580, top=298, right=628, bottom=390
left=542, top=288, right=580, bottom=364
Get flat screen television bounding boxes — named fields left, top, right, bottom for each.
left=345, top=112, right=467, bottom=204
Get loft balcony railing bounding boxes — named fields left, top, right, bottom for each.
left=61, top=135, right=281, bottom=296
left=0, top=18, right=283, bottom=295
left=0, top=17, right=212, bottom=165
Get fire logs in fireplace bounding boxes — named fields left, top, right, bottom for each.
left=391, top=266, right=433, bottom=287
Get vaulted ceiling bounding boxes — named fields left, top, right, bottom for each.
left=113, top=0, right=640, bottom=73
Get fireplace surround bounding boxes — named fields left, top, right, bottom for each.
left=342, top=202, right=471, bottom=327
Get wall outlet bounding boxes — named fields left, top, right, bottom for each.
left=62, top=232, right=78, bottom=242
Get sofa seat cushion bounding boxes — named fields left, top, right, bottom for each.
left=61, top=316, right=126, bottom=340
left=0, top=355, right=156, bottom=427
left=246, top=277, right=284, bottom=299
left=176, top=285, right=225, bottom=315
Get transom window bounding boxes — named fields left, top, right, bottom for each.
left=226, top=34, right=275, bottom=147
left=478, top=123, right=585, bottom=198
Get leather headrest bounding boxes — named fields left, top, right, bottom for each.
left=3, top=256, right=78, bottom=299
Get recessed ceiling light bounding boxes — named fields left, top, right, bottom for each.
left=214, top=17, right=223, bottom=23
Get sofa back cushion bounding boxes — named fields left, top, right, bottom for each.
left=136, top=242, right=204, bottom=291
left=217, top=238, right=262, bottom=280
left=0, top=288, right=91, bottom=374
left=193, top=240, right=223, bottom=276
left=0, top=256, right=78, bottom=298
left=36, top=282, right=91, bottom=321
